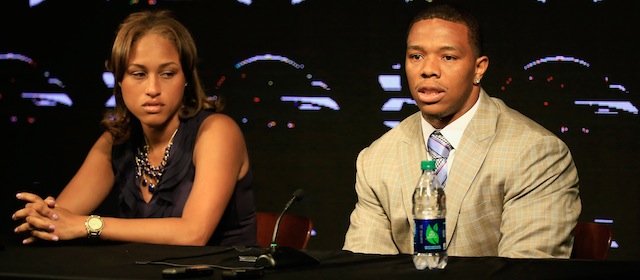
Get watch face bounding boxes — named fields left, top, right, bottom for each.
left=88, top=217, right=103, bottom=229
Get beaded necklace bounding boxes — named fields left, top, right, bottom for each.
left=135, top=128, right=178, bottom=194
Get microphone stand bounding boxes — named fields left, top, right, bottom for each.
left=255, top=189, right=319, bottom=269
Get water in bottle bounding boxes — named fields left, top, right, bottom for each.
left=412, top=160, right=448, bottom=270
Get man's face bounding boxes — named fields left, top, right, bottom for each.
left=405, top=18, right=487, bottom=128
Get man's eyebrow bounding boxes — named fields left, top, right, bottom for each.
left=406, top=45, right=459, bottom=52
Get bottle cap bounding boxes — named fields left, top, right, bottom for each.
left=421, top=160, right=436, bottom=170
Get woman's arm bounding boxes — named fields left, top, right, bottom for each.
left=55, top=131, right=116, bottom=213
left=13, top=132, right=115, bottom=243
left=15, top=114, right=249, bottom=246
left=96, top=114, right=250, bottom=245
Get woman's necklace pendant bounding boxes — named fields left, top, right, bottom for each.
left=135, top=128, right=178, bottom=194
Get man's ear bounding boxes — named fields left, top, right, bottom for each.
left=475, top=55, right=489, bottom=77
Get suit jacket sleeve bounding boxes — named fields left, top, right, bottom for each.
left=498, top=134, right=581, bottom=258
left=343, top=113, right=424, bottom=255
left=343, top=147, right=401, bottom=254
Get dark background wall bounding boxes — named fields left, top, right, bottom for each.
left=1, top=0, right=638, bottom=260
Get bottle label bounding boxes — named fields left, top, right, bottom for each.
left=414, top=218, right=446, bottom=253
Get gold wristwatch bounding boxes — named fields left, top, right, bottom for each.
left=85, top=215, right=104, bottom=238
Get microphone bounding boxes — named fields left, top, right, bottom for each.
left=255, top=189, right=318, bottom=269
left=269, top=188, right=304, bottom=250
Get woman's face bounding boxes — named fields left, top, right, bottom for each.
left=120, top=33, right=185, bottom=129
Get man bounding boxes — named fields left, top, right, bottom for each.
left=343, top=3, right=581, bottom=258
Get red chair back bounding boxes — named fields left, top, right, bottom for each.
left=256, top=212, right=313, bottom=250
left=571, top=222, right=612, bottom=260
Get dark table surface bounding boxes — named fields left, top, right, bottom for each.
left=1, top=234, right=639, bottom=280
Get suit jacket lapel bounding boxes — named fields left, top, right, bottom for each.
left=400, top=112, right=428, bottom=231
left=445, top=89, right=498, bottom=247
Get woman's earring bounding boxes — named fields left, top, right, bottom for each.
left=185, top=82, right=188, bottom=87
left=474, top=78, right=481, bottom=85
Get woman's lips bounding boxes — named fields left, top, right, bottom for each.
left=142, top=101, right=163, bottom=113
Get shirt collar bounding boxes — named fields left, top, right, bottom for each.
left=421, top=90, right=482, bottom=150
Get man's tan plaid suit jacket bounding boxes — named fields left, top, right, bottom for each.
left=343, top=90, right=581, bottom=258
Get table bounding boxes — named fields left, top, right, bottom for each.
left=1, top=235, right=639, bottom=280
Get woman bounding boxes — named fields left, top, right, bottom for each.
left=12, top=10, right=257, bottom=246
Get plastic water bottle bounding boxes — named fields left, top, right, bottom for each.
left=412, top=160, right=448, bottom=270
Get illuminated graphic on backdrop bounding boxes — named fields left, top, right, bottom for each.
left=0, top=53, right=71, bottom=123
left=213, top=53, right=340, bottom=129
